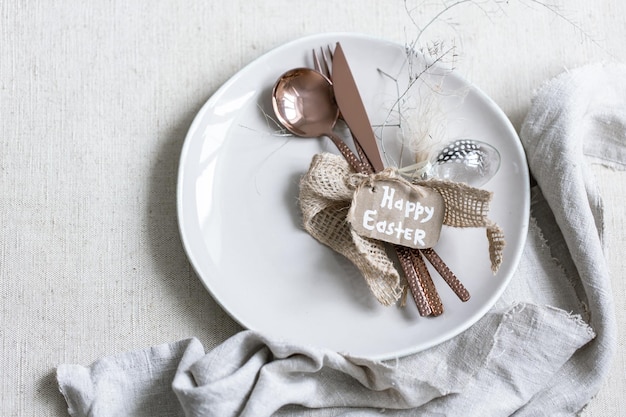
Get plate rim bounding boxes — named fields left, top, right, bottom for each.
left=176, top=32, right=530, bottom=360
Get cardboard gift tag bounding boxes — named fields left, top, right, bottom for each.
left=348, top=178, right=445, bottom=249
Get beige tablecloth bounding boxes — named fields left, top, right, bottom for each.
left=1, top=1, right=625, bottom=415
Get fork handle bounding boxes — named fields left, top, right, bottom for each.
left=354, top=137, right=374, bottom=174
left=326, top=132, right=368, bottom=174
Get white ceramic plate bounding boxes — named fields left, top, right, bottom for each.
left=177, top=33, right=529, bottom=360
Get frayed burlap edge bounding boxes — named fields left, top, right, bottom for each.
left=415, top=178, right=506, bottom=272
left=299, top=154, right=403, bottom=306
left=299, top=153, right=505, bottom=305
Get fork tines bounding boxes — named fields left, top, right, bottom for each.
left=312, top=46, right=334, bottom=79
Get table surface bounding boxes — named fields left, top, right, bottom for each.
left=1, top=1, right=624, bottom=415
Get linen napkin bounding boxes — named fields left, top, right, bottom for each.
left=57, top=63, right=623, bottom=417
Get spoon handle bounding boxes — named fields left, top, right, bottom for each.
left=396, top=246, right=432, bottom=316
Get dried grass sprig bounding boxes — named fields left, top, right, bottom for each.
left=378, top=0, right=603, bottom=174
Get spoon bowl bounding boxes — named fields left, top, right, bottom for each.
left=272, top=68, right=339, bottom=137
left=272, top=68, right=364, bottom=172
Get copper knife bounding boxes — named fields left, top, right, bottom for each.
left=331, top=42, right=470, bottom=315
left=331, top=42, right=385, bottom=173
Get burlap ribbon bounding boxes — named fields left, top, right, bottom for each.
left=299, top=153, right=505, bottom=306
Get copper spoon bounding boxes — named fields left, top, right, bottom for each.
left=272, top=68, right=366, bottom=173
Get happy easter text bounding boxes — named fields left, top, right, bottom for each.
left=347, top=178, right=446, bottom=250
left=361, top=185, right=437, bottom=247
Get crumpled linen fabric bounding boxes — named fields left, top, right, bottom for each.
left=56, top=63, right=622, bottom=417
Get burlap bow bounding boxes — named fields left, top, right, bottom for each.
left=299, top=153, right=505, bottom=306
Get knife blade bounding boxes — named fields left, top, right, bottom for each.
left=331, top=42, right=385, bottom=173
